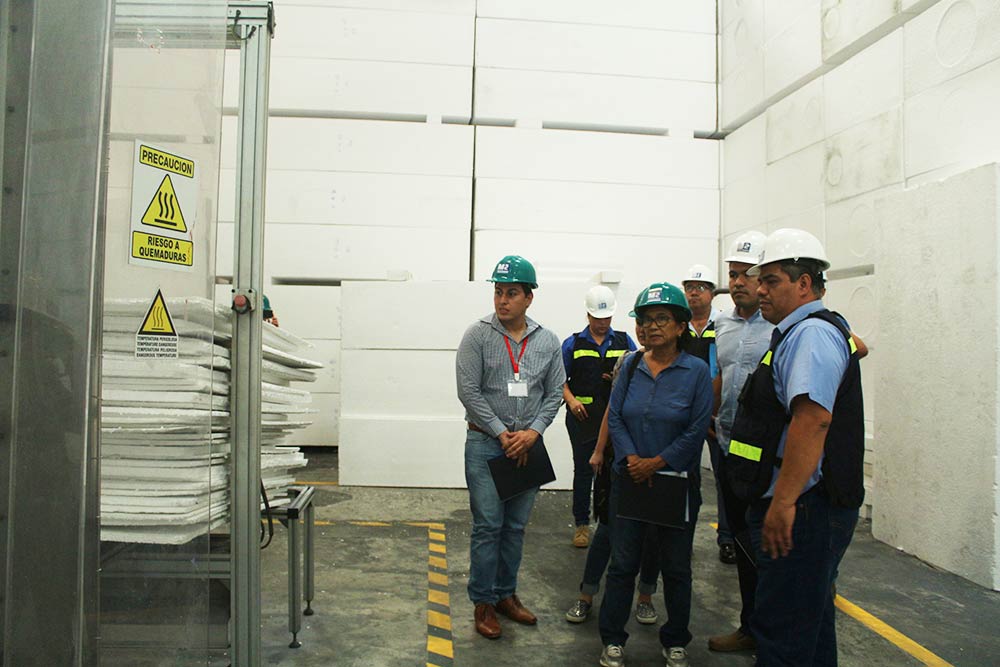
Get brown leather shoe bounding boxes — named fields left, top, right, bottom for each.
left=708, top=629, right=755, bottom=652
left=496, top=594, right=537, bottom=625
left=474, top=603, right=501, bottom=639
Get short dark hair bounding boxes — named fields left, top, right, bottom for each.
left=495, top=283, right=533, bottom=297
left=779, top=260, right=825, bottom=297
left=669, top=306, right=692, bottom=352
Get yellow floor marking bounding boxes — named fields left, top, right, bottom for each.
left=408, top=521, right=447, bottom=530
left=294, top=480, right=339, bottom=486
left=427, top=609, right=452, bottom=631
left=710, top=522, right=718, bottom=529
left=429, top=542, right=447, bottom=554
left=428, top=531, right=446, bottom=542
left=835, top=596, right=954, bottom=666
left=426, top=635, right=454, bottom=659
left=314, top=520, right=334, bottom=526
left=429, top=555, right=448, bottom=569
left=350, top=520, right=391, bottom=527
left=428, top=572, right=448, bottom=586
left=428, top=589, right=450, bottom=606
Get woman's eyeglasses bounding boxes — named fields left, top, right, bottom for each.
left=636, top=314, right=675, bottom=328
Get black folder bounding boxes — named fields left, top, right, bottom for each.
left=616, top=472, right=689, bottom=528
left=488, top=442, right=557, bottom=501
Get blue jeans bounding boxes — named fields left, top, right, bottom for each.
left=465, top=430, right=539, bottom=605
left=707, top=435, right=733, bottom=545
left=599, top=471, right=701, bottom=648
left=748, top=485, right=859, bottom=667
left=567, top=413, right=597, bottom=525
left=580, top=518, right=659, bottom=597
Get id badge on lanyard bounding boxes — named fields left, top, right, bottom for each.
left=505, top=335, right=529, bottom=397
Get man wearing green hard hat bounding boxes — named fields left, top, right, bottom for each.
left=456, top=254, right=565, bottom=640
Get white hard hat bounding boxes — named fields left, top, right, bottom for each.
left=748, top=228, right=831, bottom=276
left=682, top=264, right=717, bottom=289
left=585, top=285, right=616, bottom=318
left=724, top=230, right=767, bottom=264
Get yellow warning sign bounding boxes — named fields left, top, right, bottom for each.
left=141, top=174, right=188, bottom=232
left=139, top=145, right=195, bottom=178
left=138, top=289, right=176, bottom=336
left=131, top=231, right=193, bottom=267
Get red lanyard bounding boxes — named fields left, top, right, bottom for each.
left=504, top=335, right=528, bottom=381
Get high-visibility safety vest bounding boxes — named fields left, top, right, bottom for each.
left=687, top=321, right=716, bottom=372
left=725, top=309, right=865, bottom=509
left=567, top=330, right=630, bottom=408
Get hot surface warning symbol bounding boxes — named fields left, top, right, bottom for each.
left=136, top=289, right=179, bottom=359
left=141, top=174, right=188, bottom=233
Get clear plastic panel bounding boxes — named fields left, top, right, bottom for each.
left=100, top=2, right=228, bottom=664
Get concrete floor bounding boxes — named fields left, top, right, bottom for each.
left=258, top=449, right=1000, bottom=666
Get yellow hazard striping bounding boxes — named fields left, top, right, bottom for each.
left=294, top=480, right=339, bottom=486
left=428, top=589, right=450, bottom=606
left=131, top=231, right=193, bottom=267
left=429, top=542, right=447, bottom=554
left=427, top=635, right=454, bottom=660
left=427, top=609, right=452, bottom=631
left=428, top=571, right=448, bottom=586
left=835, top=596, right=954, bottom=667
left=350, top=521, right=391, bottom=527
left=139, top=144, right=194, bottom=178
left=429, top=555, right=447, bottom=569
left=408, top=521, right=446, bottom=530
left=429, top=531, right=446, bottom=542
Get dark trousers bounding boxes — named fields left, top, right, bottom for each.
left=580, top=517, right=659, bottom=597
left=567, top=413, right=598, bottom=526
left=707, top=435, right=733, bottom=544
left=747, top=485, right=859, bottom=667
left=718, top=454, right=756, bottom=634
left=599, top=471, right=701, bottom=649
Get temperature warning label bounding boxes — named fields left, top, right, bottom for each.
left=135, top=288, right=179, bottom=359
left=129, top=141, right=198, bottom=272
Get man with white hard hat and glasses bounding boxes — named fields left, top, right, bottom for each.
left=457, top=255, right=566, bottom=639
left=562, top=285, right=637, bottom=547
left=724, top=229, right=866, bottom=666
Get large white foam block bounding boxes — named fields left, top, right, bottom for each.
left=338, top=417, right=467, bottom=487
left=820, top=0, right=901, bottom=61
left=822, top=275, right=878, bottom=421
left=215, top=222, right=470, bottom=281
left=218, top=169, right=471, bottom=229
left=340, top=350, right=459, bottom=418
left=221, top=117, right=473, bottom=176
left=724, top=115, right=766, bottom=186
left=223, top=54, right=471, bottom=121
left=291, top=339, right=340, bottom=394
left=873, top=163, right=1000, bottom=591
left=473, top=68, right=716, bottom=133
left=765, top=6, right=823, bottom=98
left=766, top=0, right=819, bottom=41
left=476, top=1, right=715, bottom=33
left=475, top=126, right=719, bottom=189
left=823, top=29, right=903, bottom=136
left=473, top=231, right=718, bottom=291
left=721, top=0, right=765, bottom=76
left=475, top=19, right=715, bottom=83
left=824, top=107, right=903, bottom=203
left=904, top=55, right=1000, bottom=180
left=766, top=204, right=825, bottom=243
left=723, top=172, right=767, bottom=237
left=474, top=179, right=718, bottom=238
left=286, top=393, right=340, bottom=448
left=256, top=285, right=341, bottom=340
left=766, top=77, right=825, bottom=163
left=272, top=6, right=473, bottom=65
left=765, top=143, right=826, bottom=221
left=904, top=0, right=1000, bottom=97
left=720, top=54, right=767, bottom=129
left=824, top=185, right=901, bottom=270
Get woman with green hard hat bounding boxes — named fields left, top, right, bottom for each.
left=596, top=282, right=713, bottom=667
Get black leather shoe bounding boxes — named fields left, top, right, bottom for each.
left=719, top=543, right=737, bottom=564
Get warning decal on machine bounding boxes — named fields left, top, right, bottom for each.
left=131, top=231, right=193, bottom=267
left=129, top=140, right=198, bottom=272
left=138, top=145, right=195, bottom=178
left=141, top=174, right=188, bottom=232
left=136, top=289, right=179, bottom=359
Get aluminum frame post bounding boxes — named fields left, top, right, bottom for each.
left=228, top=3, right=273, bottom=666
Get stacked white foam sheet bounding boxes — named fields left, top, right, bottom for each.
left=216, top=116, right=473, bottom=283
left=338, top=280, right=651, bottom=489
left=473, top=126, right=719, bottom=289
left=904, top=0, right=1000, bottom=184
left=720, top=0, right=766, bottom=128
left=101, top=298, right=234, bottom=545
left=873, top=165, right=1000, bottom=591
left=474, top=2, right=716, bottom=133
left=222, top=1, right=473, bottom=121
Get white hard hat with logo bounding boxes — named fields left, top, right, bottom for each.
left=585, top=285, right=617, bottom=318
left=724, top=231, right=767, bottom=264
left=748, top=228, right=831, bottom=276
left=682, top=264, right=717, bottom=289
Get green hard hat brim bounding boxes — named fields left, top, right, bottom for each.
left=489, top=276, right=538, bottom=289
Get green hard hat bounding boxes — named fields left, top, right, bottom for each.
left=488, top=255, right=538, bottom=288
left=628, top=282, right=691, bottom=320
left=262, top=294, right=272, bottom=310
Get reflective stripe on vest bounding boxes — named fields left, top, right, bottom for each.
left=573, top=349, right=601, bottom=359
left=760, top=350, right=773, bottom=366
left=575, top=396, right=594, bottom=404
left=606, top=349, right=628, bottom=358
left=729, top=439, right=763, bottom=462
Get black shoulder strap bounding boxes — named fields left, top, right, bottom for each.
left=622, top=349, right=644, bottom=394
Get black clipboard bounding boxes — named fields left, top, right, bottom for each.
left=616, top=472, right=689, bottom=528
left=488, top=441, right=557, bottom=501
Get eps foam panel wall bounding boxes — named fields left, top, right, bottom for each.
left=723, top=173, right=768, bottom=237
left=824, top=184, right=902, bottom=270
left=766, top=77, right=825, bottom=163
left=724, top=115, right=767, bottom=186
left=341, top=350, right=459, bottom=419
left=823, top=30, right=903, bottom=136
left=764, top=1, right=823, bottom=97
left=476, top=0, right=715, bottom=33
left=286, top=394, right=341, bottom=448
left=765, top=142, right=826, bottom=222
left=873, top=163, right=1000, bottom=591
left=292, top=339, right=341, bottom=394
left=823, top=107, right=904, bottom=204
left=254, top=285, right=342, bottom=340
left=820, top=0, right=905, bottom=61
left=473, top=179, right=718, bottom=238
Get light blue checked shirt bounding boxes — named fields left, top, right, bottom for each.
left=456, top=313, right=566, bottom=438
